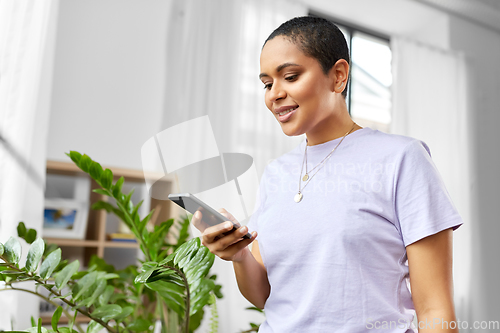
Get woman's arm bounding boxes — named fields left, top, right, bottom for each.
left=233, top=240, right=271, bottom=309
left=406, top=228, right=458, bottom=332
left=194, top=209, right=271, bottom=309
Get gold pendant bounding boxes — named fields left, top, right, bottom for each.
left=302, top=174, right=309, bottom=181
left=294, top=192, right=303, bottom=203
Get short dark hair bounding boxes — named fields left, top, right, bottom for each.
left=264, top=16, right=350, bottom=98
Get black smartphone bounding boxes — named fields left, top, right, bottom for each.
left=168, top=193, right=252, bottom=239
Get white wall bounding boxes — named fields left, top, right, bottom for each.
left=307, top=0, right=450, bottom=49
left=0, top=0, right=59, bottom=329
left=449, top=16, right=500, bottom=326
left=47, top=0, right=168, bottom=170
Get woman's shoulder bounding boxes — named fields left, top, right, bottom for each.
left=355, top=127, right=431, bottom=157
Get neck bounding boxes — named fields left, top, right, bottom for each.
left=306, top=103, right=361, bottom=146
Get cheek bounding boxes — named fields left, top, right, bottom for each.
left=264, top=93, right=273, bottom=111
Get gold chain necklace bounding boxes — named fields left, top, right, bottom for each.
left=294, top=123, right=356, bottom=203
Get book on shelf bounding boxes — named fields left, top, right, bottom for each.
left=108, top=233, right=137, bottom=242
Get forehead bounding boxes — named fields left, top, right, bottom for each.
left=260, top=36, right=312, bottom=70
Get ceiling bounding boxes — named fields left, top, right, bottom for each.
left=414, top=0, right=500, bottom=33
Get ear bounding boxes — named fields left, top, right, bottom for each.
left=329, top=59, right=349, bottom=93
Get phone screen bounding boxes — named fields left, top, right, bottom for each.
left=169, top=193, right=251, bottom=239
left=171, top=196, right=225, bottom=227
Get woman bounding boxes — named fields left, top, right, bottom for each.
left=193, top=16, right=462, bottom=332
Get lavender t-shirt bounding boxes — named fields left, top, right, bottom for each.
left=247, top=127, right=462, bottom=332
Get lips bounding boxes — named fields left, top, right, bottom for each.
left=274, top=105, right=298, bottom=115
left=275, top=105, right=298, bottom=123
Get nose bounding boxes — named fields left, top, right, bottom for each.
left=268, top=82, right=286, bottom=102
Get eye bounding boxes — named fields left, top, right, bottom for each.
left=285, top=74, right=298, bottom=81
left=263, top=83, right=272, bottom=90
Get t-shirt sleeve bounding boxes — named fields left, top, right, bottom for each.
left=393, top=140, right=463, bottom=247
left=246, top=167, right=268, bottom=234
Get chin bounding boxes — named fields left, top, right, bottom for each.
left=280, top=124, right=304, bottom=137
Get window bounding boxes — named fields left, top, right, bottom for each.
left=315, top=13, right=393, bottom=133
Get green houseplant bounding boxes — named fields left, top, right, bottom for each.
left=0, top=152, right=222, bottom=333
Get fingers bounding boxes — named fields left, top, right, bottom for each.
left=197, top=207, right=255, bottom=261
left=201, top=224, right=257, bottom=260
left=202, top=220, right=235, bottom=244
left=217, top=208, right=241, bottom=227
left=212, top=231, right=258, bottom=261
left=191, top=210, right=209, bottom=232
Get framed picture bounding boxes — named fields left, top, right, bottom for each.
left=43, top=199, right=89, bottom=239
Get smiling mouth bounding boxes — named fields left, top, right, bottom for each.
left=277, top=106, right=298, bottom=116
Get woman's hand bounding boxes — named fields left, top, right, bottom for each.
left=192, top=208, right=257, bottom=262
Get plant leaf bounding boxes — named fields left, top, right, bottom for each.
left=187, top=251, right=214, bottom=280
left=79, top=154, right=92, bottom=173
left=89, top=161, right=103, bottom=181
left=176, top=217, right=190, bottom=246
left=178, top=242, right=206, bottom=270
left=123, top=189, right=135, bottom=213
left=126, top=319, right=152, bottom=332
left=58, top=328, right=78, bottom=333
left=67, top=151, right=82, bottom=165
left=40, top=248, right=62, bottom=279
left=130, top=200, right=143, bottom=222
left=73, top=271, right=97, bottom=301
left=246, top=306, right=264, bottom=313
left=113, top=306, right=133, bottom=322
left=51, top=306, right=63, bottom=331
left=92, top=188, right=109, bottom=196
left=4, top=237, right=22, bottom=264
left=91, top=304, right=122, bottom=322
left=100, top=169, right=113, bottom=189
left=146, top=280, right=185, bottom=316
left=26, top=238, right=45, bottom=273
left=55, top=260, right=79, bottom=290
left=138, top=210, right=155, bottom=233
left=91, top=201, right=116, bottom=213
left=173, top=238, right=199, bottom=266
left=97, top=285, right=114, bottom=307
left=0, top=242, right=4, bottom=256
left=189, top=306, right=205, bottom=332
left=185, top=246, right=210, bottom=272
left=112, top=176, right=124, bottom=198
left=159, top=252, right=175, bottom=266
left=81, top=278, right=106, bottom=307
left=25, top=229, right=37, bottom=244
left=190, top=279, right=216, bottom=315
left=86, top=320, right=104, bottom=333
left=134, top=267, right=156, bottom=284
left=17, top=222, right=27, bottom=237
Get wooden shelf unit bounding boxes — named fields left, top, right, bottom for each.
left=45, top=160, right=180, bottom=262
left=41, top=160, right=182, bottom=325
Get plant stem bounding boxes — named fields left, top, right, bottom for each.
left=44, top=282, right=118, bottom=333
left=159, top=265, right=190, bottom=333
left=134, top=283, right=145, bottom=319
left=110, top=192, right=151, bottom=262
left=2, top=262, right=119, bottom=333
left=0, top=287, right=84, bottom=333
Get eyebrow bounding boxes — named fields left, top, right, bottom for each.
left=259, top=62, right=301, bottom=79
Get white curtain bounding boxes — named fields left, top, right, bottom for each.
left=0, top=0, right=58, bottom=329
left=161, top=0, right=306, bottom=178
left=391, top=38, right=472, bottom=326
left=159, top=1, right=306, bottom=331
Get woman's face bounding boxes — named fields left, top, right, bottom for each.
left=259, top=36, right=337, bottom=137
